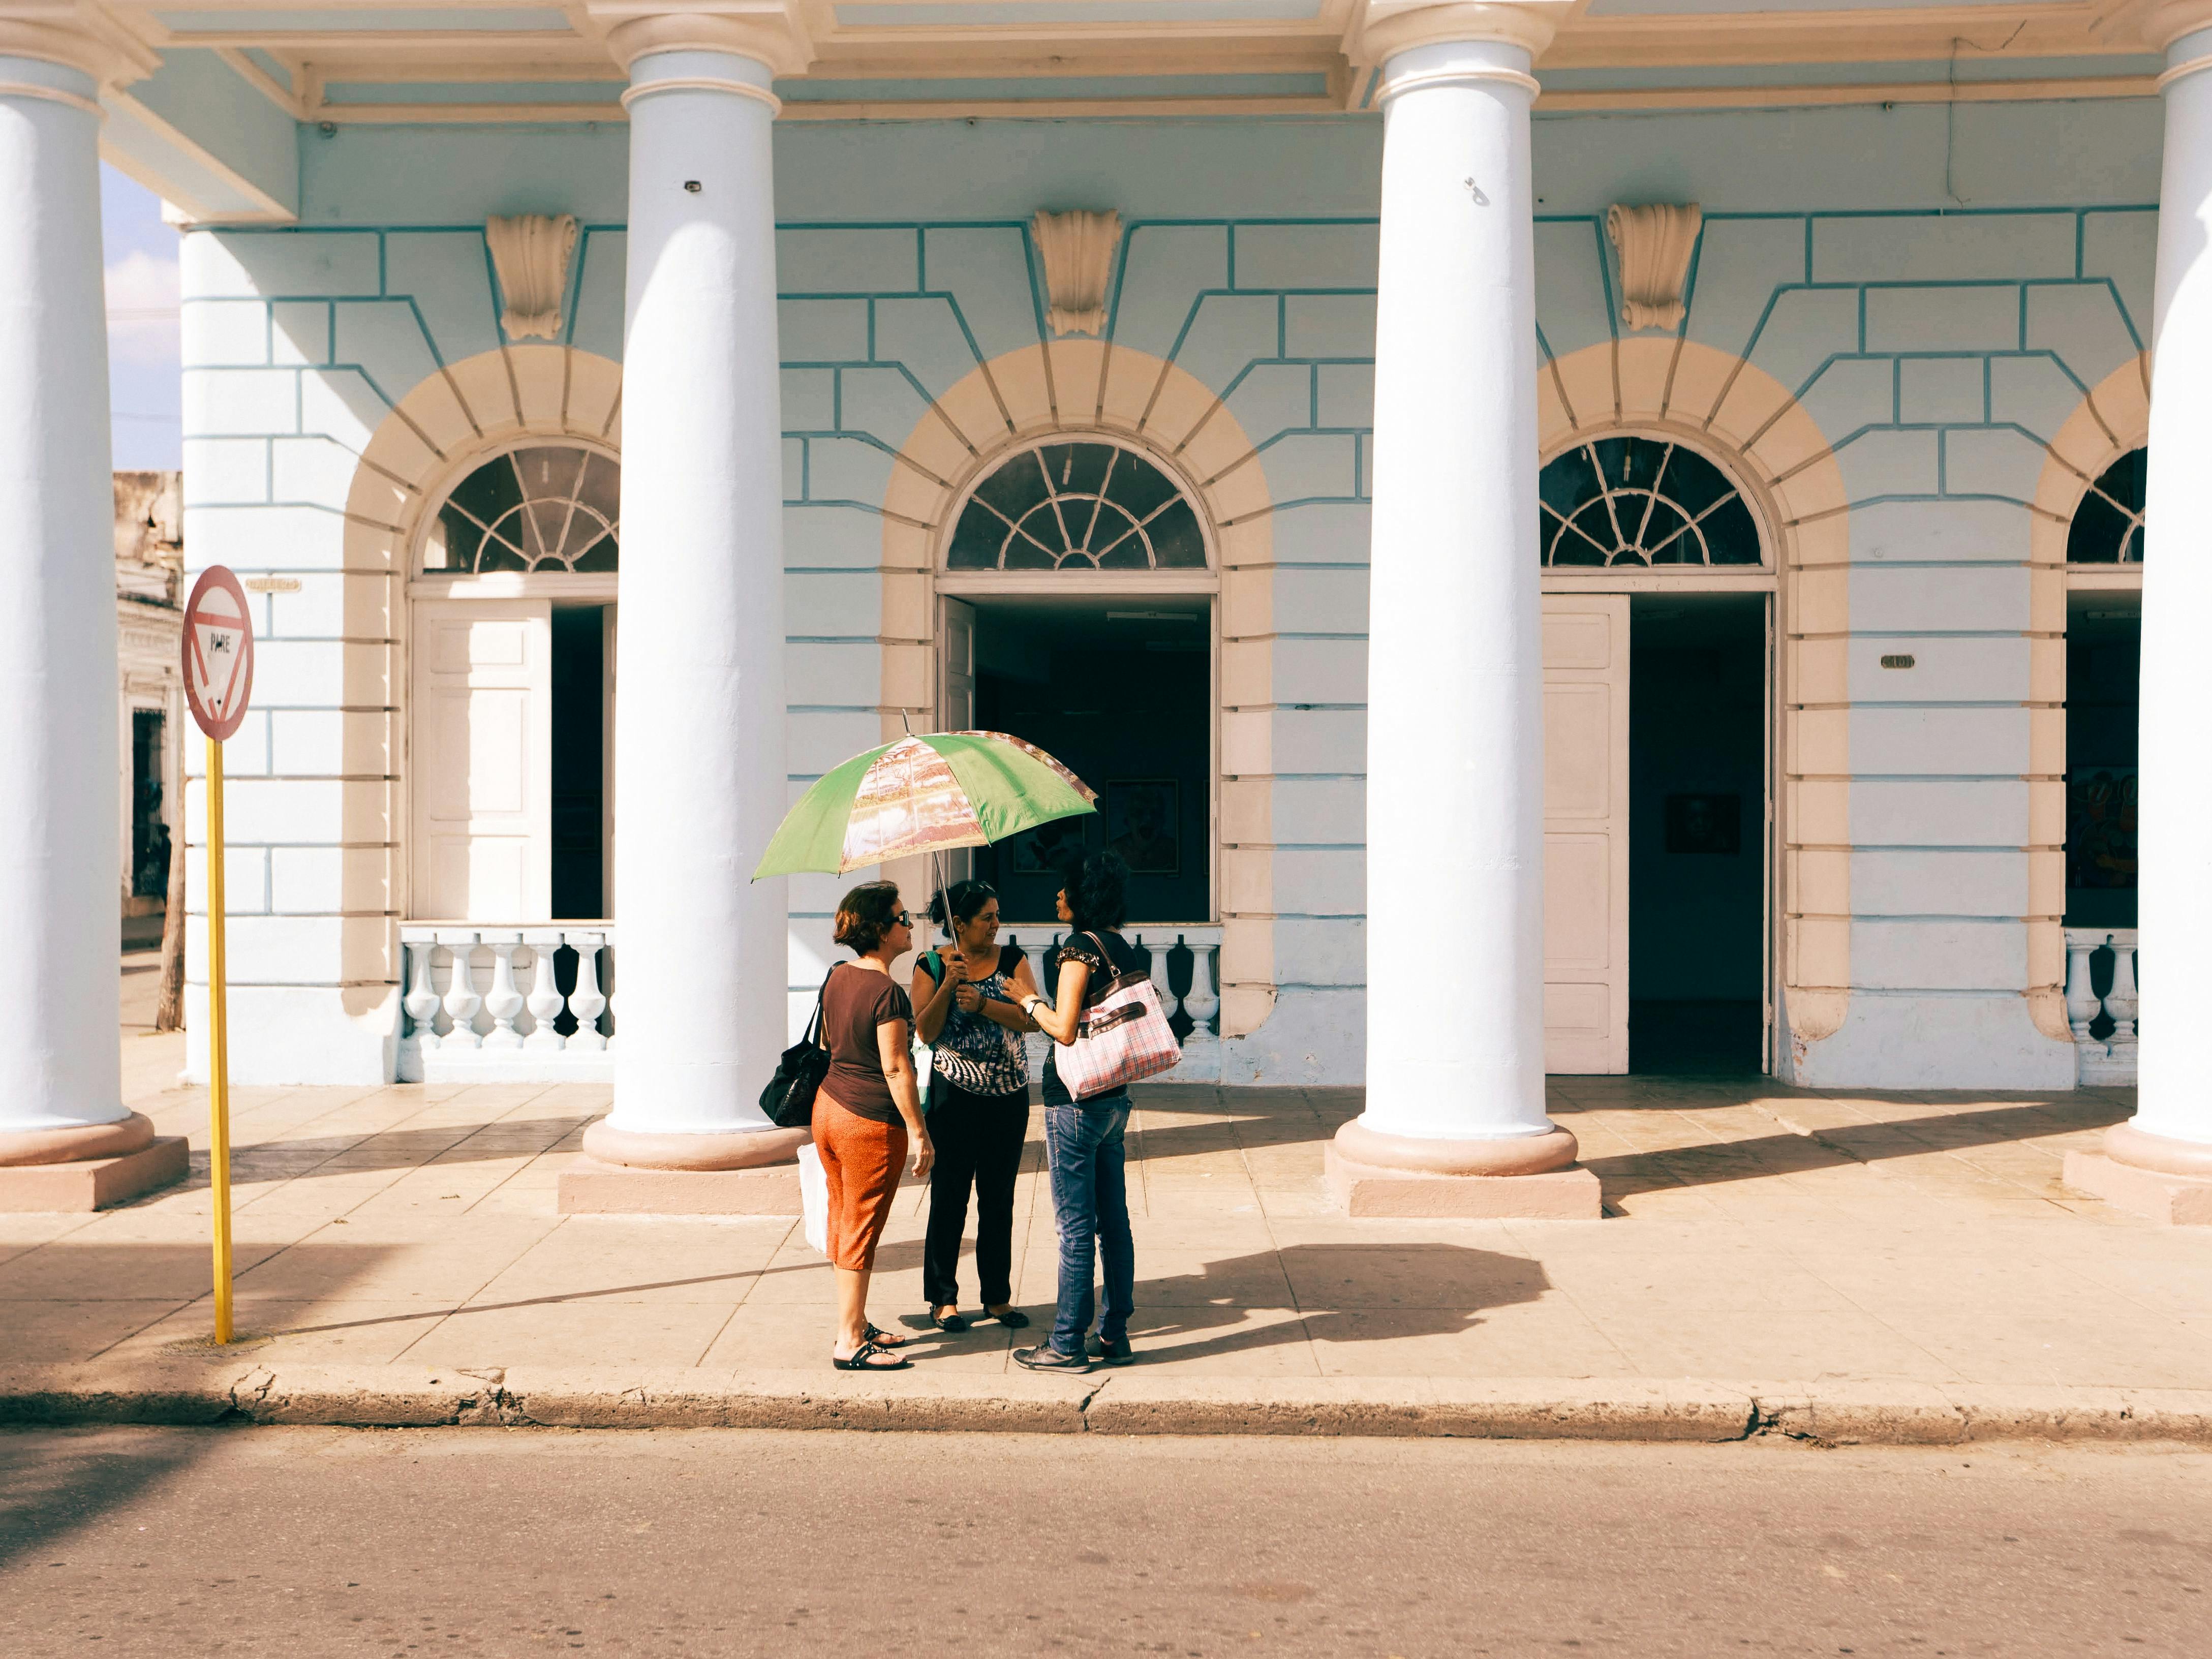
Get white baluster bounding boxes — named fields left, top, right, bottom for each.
left=521, top=929, right=567, bottom=1052
left=1144, top=932, right=1181, bottom=1026
left=566, top=931, right=608, bottom=1050
left=2107, top=939, right=2139, bottom=1052
left=1183, top=937, right=1221, bottom=1035
left=402, top=935, right=444, bottom=1051
left=480, top=932, right=527, bottom=1049
left=1180, top=936, right=1222, bottom=1080
left=2064, top=936, right=2101, bottom=1050
left=438, top=930, right=483, bottom=1049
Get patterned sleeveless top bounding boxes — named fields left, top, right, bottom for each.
left=926, top=943, right=1030, bottom=1099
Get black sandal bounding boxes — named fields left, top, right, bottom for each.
left=863, top=1323, right=909, bottom=1347
left=832, top=1339, right=910, bottom=1372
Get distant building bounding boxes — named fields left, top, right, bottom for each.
left=114, top=472, right=181, bottom=949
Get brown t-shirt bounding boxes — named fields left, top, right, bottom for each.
left=821, top=962, right=914, bottom=1125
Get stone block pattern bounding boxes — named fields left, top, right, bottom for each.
left=178, top=177, right=2152, bottom=1090
left=1535, top=203, right=2148, bottom=1086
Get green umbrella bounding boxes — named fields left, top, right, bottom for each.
left=753, top=730, right=1096, bottom=880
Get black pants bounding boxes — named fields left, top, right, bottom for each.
left=921, top=1078, right=1030, bottom=1309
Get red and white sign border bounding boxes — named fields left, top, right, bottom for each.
left=182, top=566, right=257, bottom=743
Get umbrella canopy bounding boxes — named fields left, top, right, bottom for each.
left=753, top=730, right=1097, bottom=879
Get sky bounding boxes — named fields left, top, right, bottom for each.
left=103, top=163, right=182, bottom=471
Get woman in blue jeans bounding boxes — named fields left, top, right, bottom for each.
left=1012, top=850, right=1140, bottom=1373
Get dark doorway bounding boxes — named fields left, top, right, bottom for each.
left=550, top=605, right=607, bottom=919
left=130, top=710, right=170, bottom=901
left=2065, top=593, right=2139, bottom=931
left=968, top=596, right=1211, bottom=924
left=1627, top=593, right=1766, bottom=1074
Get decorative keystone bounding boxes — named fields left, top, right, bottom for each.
left=486, top=214, right=579, bottom=342
left=1606, top=203, right=1703, bottom=332
left=1033, top=209, right=1122, bottom=338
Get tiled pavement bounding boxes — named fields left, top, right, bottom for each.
left=6, top=1028, right=2208, bottom=1391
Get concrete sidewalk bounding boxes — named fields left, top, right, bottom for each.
left=5, top=1025, right=2209, bottom=1442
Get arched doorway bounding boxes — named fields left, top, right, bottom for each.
left=1538, top=428, right=1777, bottom=1076
left=409, top=438, right=620, bottom=925
left=937, top=433, right=1217, bottom=928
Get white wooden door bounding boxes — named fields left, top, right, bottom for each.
left=411, top=600, right=552, bottom=921
left=939, top=597, right=978, bottom=888
left=1543, top=594, right=1631, bottom=1073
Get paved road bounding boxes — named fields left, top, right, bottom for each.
left=3, top=1428, right=2206, bottom=1656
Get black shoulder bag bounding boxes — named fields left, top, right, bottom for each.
left=760, top=971, right=833, bottom=1128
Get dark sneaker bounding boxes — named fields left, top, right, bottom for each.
left=1093, top=1335, right=1135, bottom=1367
left=1013, top=1344, right=1091, bottom=1374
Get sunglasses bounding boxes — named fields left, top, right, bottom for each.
left=892, top=910, right=912, bottom=927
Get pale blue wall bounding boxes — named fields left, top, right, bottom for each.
left=182, top=102, right=2158, bottom=1086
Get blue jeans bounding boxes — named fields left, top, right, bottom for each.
left=1043, top=1098, right=1134, bottom=1358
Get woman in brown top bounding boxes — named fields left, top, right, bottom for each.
left=817, top=880, right=934, bottom=1371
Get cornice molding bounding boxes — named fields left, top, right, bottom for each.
left=595, top=5, right=814, bottom=76
left=1354, top=1, right=1571, bottom=64
left=0, top=9, right=160, bottom=86
left=2137, top=0, right=2212, bottom=47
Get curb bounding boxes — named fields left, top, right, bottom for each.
left=5, top=1366, right=2212, bottom=1445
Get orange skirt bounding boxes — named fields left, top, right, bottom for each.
left=814, top=1091, right=907, bottom=1272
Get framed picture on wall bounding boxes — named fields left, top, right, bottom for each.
left=1106, top=780, right=1180, bottom=874
left=1009, top=814, right=1088, bottom=875
left=2067, top=766, right=2137, bottom=889
left=1665, top=793, right=1741, bottom=855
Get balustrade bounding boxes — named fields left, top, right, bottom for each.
left=1006, top=925, right=1225, bottom=1084
left=2062, top=927, right=2138, bottom=1086
left=398, top=926, right=616, bottom=1082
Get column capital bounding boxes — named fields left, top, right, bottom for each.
left=1354, top=1, right=1570, bottom=65
left=0, top=9, right=160, bottom=87
left=592, top=5, right=814, bottom=77
left=2135, top=0, right=2212, bottom=50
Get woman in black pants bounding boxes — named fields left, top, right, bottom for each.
left=912, top=880, right=1040, bottom=1333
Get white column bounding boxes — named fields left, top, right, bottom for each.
left=582, top=14, right=803, bottom=1170
left=0, top=33, right=140, bottom=1164
left=2073, top=2, right=2212, bottom=1214
left=1330, top=4, right=1594, bottom=1216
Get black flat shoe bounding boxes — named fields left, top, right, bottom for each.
left=931, top=1308, right=970, bottom=1333
left=832, top=1339, right=910, bottom=1372
left=1013, top=1345, right=1090, bottom=1374
left=989, top=1307, right=1030, bottom=1329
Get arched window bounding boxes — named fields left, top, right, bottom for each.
left=1538, top=435, right=1763, bottom=567
left=947, top=439, right=1207, bottom=571
left=2067, top=448, right=2145, bottom=564
left=422, top=443, right=620, bottom=574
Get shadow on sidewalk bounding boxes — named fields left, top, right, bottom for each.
left=1578, top=1098, right=2129, bottom=1196
left=1118, top=1243, right=1550, bottom=1367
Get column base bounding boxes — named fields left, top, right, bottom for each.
left=0, top=1121, right=188, bottom=1213
left=558, top=1119, right=810, bottom=1215
left=2064, top=1123, right=2212, bottom=1226
left=1327, top=1119, right=1602, bottom=1219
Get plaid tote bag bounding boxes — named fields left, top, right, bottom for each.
left=1055, top=932, right=1183, bottom=1100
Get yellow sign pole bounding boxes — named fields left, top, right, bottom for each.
left=205, top=734, right=233, bottom=1345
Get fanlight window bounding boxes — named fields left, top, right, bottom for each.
left=1539, top=435, right=1763, bottom=567
left=2067, top=448, right=2145, bottom=564
left=947, top=440, right=1207, bottom=571
left=423, top=444, right=620, bottom=574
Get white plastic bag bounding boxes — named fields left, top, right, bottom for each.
left=797, top=1141, right=830, bottom=1256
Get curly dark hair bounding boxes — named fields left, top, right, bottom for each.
left=833, top=880, right=906, bottom=954
left=1059, top=850, right=1129, bottom=933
